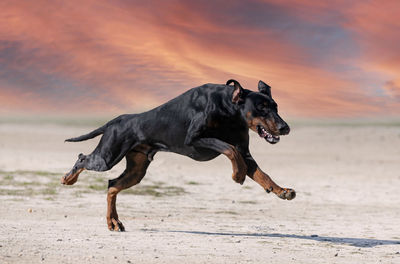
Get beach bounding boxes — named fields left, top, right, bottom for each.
left=0, top=119, right=399, bottom=263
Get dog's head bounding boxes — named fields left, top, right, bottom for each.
left=227, top=79, right=290, bottom=144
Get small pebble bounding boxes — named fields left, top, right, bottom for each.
left=311, top=234, right=318, bottom=237
left=28, top=208, right=32, bottom=213
left=57, top=239, right=62, bottom=242
left=64, top=215, right=67, bottom=218
left=334, top=253, right=338, bottom=257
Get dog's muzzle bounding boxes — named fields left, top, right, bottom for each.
left=257, top=125, right=280, bottom=144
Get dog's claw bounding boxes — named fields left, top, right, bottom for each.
left=109, top=218, right=125, bottom=232
left=265, top=187, right=273, bottom=193
left=278, top=188, right=296, bottom=200
left=239, top=177, right=245, bottom=185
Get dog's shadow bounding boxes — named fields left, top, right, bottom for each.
left=142, top=229, right=400, bottom=248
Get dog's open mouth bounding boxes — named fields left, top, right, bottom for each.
left=257, top=125, right=280, bottom=144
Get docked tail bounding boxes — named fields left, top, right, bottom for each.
left=65, top=126, right=105, bottom=142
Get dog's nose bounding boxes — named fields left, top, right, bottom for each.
left=279, top=124, right=290, bottom=135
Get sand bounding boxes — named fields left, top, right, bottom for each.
left=0, top=120, right=399, bottom=263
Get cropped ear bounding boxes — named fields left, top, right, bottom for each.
left=226, top=79, right=244, bottom=104
left=258, top=80, right=271, bottom=97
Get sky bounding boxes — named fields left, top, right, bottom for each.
left=0, top=0, right=399, bottom=118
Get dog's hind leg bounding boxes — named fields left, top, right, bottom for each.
left=62, top=153, right=89, bottom=185
left=61, top=153, right=108, bottom=185
left=62, top=127, right=138, bottom=185
left=106, top=150, right=151, bottom=231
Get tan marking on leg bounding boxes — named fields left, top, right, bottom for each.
left=107, top=186, right=124, bottom=231
left=248, top=167, right=296, bottom=200
left=106, top=150, right=150, bottom=231
left=61, top=168, right=84, bottom=185
left=222, top=146, right=247, bottom=184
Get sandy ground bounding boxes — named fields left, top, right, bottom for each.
left=0, top=120, right=399, bottom=263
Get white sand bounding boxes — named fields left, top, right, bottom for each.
left=0, top=121, right=399, bottom=263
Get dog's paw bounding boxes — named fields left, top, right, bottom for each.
left=232, top=172, right=246, bottom=185
left=231, top=160, right=247, bottom=185
left=108, top=218, right=125, bottom=232
left=278, top=188, right=296, bottom=200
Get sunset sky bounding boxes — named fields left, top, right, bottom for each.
left=1, top=0, right=399, bottom=117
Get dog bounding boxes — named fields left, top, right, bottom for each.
left=62, top=79, right=295, bottom=231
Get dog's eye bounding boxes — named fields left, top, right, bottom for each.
left=256, top=104, right=265, bottom=111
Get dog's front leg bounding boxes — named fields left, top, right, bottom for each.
left=192, top=138, right=247, bottom=184
left=251, top=167, right=296, bottom=200
left=244, top=156, right=296, bottom=200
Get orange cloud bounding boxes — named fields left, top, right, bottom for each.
left=0, top=0, right=399, bottom=117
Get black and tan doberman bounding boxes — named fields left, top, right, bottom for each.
left=63, top=79, right=295, bottom=231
